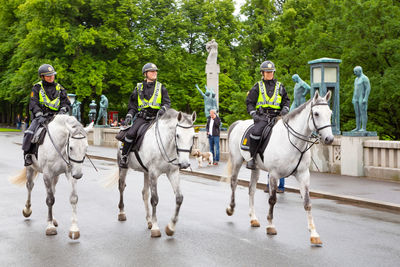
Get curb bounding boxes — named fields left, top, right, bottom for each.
left=88, top=154, right=400, bottom=213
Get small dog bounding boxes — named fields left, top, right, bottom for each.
left=192, top=149, right=213, bottom=167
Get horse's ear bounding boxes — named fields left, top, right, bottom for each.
left=191, top=111, right=197, bottom=123
left=313, top=90, right=319, bottom=102
left=325, top=90, right=332, bottom=102
left=84, top=121, right=94, bottom=133
left=177, top=111, right=183, bottom=122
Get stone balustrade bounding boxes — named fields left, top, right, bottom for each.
left=88, top=127, right=400, bottom=181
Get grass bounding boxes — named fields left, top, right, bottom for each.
left=0, top=128, right=21, bottom=132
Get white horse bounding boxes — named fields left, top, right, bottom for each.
left=106, top=109, right=196, bottom=238
left=10, top=115, right=93, bottom=239
left=225, top=91, right=334, bottom=246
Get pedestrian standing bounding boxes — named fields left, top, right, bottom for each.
left=206, top=109, right=220, bottom=165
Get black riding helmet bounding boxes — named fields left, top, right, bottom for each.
left=142, top=63, right=158, bottom=74
left=38, top=64, right=57, bottom=77
left=260, top=60, right=275, bottom=72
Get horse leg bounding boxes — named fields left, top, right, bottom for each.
left=43, top=174, right=57, bottom=236
left=51, top=175, right=59, bottom=227
left=266, top=175, right=278, bottom=235
left=118, top=167, right=128, bottom=221
left=249, top=168, right=260, bottom=227
left=142, top=172, right=152, bottom=229
left=22, top=168, right=35, bottom=218
left=298, top=172, right=322, bottom=246
left=67, top=173, right=80, bottom=240
left=149, top=173, right=161, bottom=238
left=165, top=169, right=183, bottom=236
left=226, top=159, right=241, bottom=216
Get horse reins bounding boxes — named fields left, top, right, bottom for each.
left=282, top=102, right=332, bottom=177
left=44, top=124, right=98, bottom=172
left=155, top=113, right=194, bottom=168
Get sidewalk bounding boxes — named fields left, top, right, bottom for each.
left=87, top=144, right=400, bottom=212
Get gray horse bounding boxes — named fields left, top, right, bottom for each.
left=225, top=91, right=334, bottom=246
left=10, top=115, right=93, bottom=239
left=106, top=109, right=196, bottom=237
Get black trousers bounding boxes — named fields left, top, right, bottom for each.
left=22, top=117, right=41, bottom=152
left=124, top=117, right=149, bottom=143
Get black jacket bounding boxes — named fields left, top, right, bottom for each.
left=127, top=80, right=171, bottom=117
left=29, top=80, right=71, bottom=118
left=246, top=79, right=290, bottom=116
left=206, top=115, right=221, bottom=137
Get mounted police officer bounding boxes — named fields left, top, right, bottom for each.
left=22, top=64, right=71, bottom=166
left=245, top=60, right=290, bottom=170
left=119, top=63, right=171, bottom=168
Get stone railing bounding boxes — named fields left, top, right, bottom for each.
left=88, top=128, right=400, bottom=181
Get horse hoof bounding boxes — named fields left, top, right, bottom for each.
left=165, top=225, right=175, bottom=236
left=151, top=229, right=161, bottom=238
left=46, top=227, right=57, bottom=236
left=226, top=207, right=234, bottom=216
left=53, top=219, right=58, bottom=227
left=310, top=236, right=323, bottom=246
left=69, top=231, right=80, bottom=240
left=118, top=213, right=126, bottom=221
left=147, top=221, right=152, bottom=229
left=22, top=208, right=32, bottom=218
left=266, top=227, right=277, bottom=235
left=250, top=220, right=260, bottom=227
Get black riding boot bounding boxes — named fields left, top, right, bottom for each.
left=119, top=140, right=133, bottom=168
left=24, top=152, right=33, bottom=166
left=246, top=136, right=260, bottom=170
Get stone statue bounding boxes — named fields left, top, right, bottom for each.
left=71, top=100, right=81, bottom=122
left=96, top=94, right=109, bottom=125
left=206, top=39, right=218, bottom=65
left=351, top=66, right=371, bottom=132
left=88, top=100, right=97, bottom=123
left=196, top=84, right=218, bottom=118
left=290, top=74, right=311, bottom=111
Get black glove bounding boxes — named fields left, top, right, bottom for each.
left=59, top=107, right=68, bottom=114
left=35, top=112, right=46, bottom=124
left=157, top=106, right=166, bottom=117
left=251, top=112, right=260, bottom=123
left=280, top=107, right=289, bottom=116
left=125, top=114, right=132, bottom=125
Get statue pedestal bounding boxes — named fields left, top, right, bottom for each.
left=342, top=131, right=377, bottom=137
left=341, top=135, right=379, bottom=177
left=93, top=127, right=102, bottom=146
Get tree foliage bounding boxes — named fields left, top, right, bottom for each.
left=0, top=0, right=399, bottom=139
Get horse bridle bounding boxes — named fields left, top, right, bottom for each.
left=66, top=134, right=86, bottom=164
left=282, top=101, right=332, bottom=177
left=155, top=117, right=194, bottom=168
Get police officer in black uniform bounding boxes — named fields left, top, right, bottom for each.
left=246, top=60, right=290, bottom=170
left=22, top=64, right=71, bottom=166
left=119, top=63, right=171, bottom=168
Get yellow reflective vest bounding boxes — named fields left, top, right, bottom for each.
left=137, top=81, right=162, bottom=111
left=37, top=81, right=62, bottom=111
left=256, top=81, right=282, bottom=109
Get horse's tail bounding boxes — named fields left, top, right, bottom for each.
left=220, top=156, right=232, bottom=183
left=102, top=167, right=120, bottom=188
left=9, top=168, right=38, bottom=187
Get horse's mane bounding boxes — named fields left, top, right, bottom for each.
left=284, top=96, right=326, bottom=121
left=52, top=114, right=87, bottom=136
left=160, top=108, right=193, bottom=126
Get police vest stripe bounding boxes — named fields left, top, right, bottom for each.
left=256, top=81, right=282, bottom=109
left=37, top=81, right=61, bottom=111
left=137, top=81, right=162, bottom=111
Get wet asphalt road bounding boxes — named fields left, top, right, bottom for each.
left=1, top=132, right=400, bottom=267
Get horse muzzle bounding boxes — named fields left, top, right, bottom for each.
left=72, top=173, right=83, bottom=179
left=323, top=135, right=334, bottom=145
left=179, top=162, right=190, bottom=170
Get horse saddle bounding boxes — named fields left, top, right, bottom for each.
left=240, top=120, right=276, bottom=156
left=115, top=120, right=154, bottom=152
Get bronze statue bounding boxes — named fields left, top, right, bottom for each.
left=351, top=66, right=371, bottom=132
left=71, top=100, right=81, bottom=122
left=195, top=84, right=217, bottom=118
left=96, top=95, right=109, bottom=125
left=88, top=100, right=97, bottom=122
left=290, top=74, right=311, bottom=111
